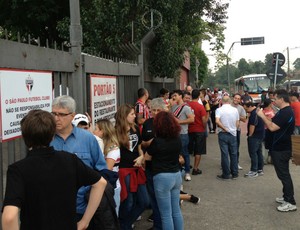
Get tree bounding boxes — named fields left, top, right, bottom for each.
left=249, top=60, right=265, bottom=74
left=0, top=0, right=228, bottom=79
left=237, top=58, right=250, bottom=76
left=264, top=53, right=274, bottom=72
left=0, top=0, right=69, bottom=45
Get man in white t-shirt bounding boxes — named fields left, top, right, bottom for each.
left=215, top=96, right=239, bottom=180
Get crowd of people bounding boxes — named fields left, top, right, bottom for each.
left=2, top=86, right=299, bottom=230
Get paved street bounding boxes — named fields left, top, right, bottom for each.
left=135, top=130, right=300, bottom=230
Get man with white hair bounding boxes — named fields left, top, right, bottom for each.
left=215, top=95, right=239, bottom=180
left=50, top=95, right=107, bottom=221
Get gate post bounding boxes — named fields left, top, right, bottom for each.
left=69, top=0, right=84, bottom=112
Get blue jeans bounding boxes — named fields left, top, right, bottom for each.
left=247, top=136, right=264, bottom=172
left=153, top=172, right=183, bottom=230
left=114, top=185, right=121, bottom=217
left=218, top=132, right=238, bottom=177
left=145, top=167, right=162, bottom=230
left=119, top=175, right=149, bottom=230
left=180, top=134, right=190, bottom=173
left=271, top=150, right=296, bottom=205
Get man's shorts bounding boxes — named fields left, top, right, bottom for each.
left=188, top=132, right=206, bottom=155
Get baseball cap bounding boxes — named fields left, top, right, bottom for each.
left=72, top=114, right=89, bottom=126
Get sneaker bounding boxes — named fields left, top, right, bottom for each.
left=244, top=171, right=258, bottom=178
left=192, top=169, right=202, bottom=175
left=147, top=213, right=153, bottom=222
left=136, top=215, right=142, bottom=221
left=258, top=170, right=264, bottom=176
left=277, top=202, right=297, bottom=212
left=216, top=174, right=230, bottom=181
left=238, top=165, right=243, bottom=170
left=275, top=197, right=285, bottom=204
left=185, top=173, right=191, bottom=181
left=190, top=195, right=200, bottom=204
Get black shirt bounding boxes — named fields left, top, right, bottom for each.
left=142, top=118, right=154, bottom=141
left=2, top=147, right=101, bottom=230
left=271, top=106, right=295, bottom=151
left=142, top=118, right=154, bottom=170
left=247, top=109, right=265, bottom=140
left=119, top=126, right=142, bottom=168
left=147, top=137, right=181, bottom=175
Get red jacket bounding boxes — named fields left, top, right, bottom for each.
left=119, top=167, right=146, bottom=202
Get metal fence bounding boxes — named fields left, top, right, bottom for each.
left=0, top=37, right=141, bottom=210
left=0, top=33, right=178, bottom=225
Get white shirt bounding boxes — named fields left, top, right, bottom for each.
left=198, top=98, right=203, bottom=105
left=106, top=148, right=121, bottom=189
left=215, top=104, right=239, bottom=136
left=231, top=103, right=246, bottom=131
left=94, top=135, right=104, bottom=155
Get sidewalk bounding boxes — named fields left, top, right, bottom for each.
left=135, top=132, right=300, bottom=230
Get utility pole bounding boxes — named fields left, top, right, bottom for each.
left=283, top=46, right=300, bottom=91
left=287, top=47, right=291, bottom=91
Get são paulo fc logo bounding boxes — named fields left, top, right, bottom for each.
left=25, top=75, right=34, bottom=93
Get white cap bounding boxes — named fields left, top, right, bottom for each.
left=72, top=114, right=89, bottom=126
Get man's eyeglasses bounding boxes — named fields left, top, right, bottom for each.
left=51, top=112, right=72, bottom=117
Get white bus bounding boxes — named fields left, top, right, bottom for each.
left=282, top=79, right=300, bottom=92
left=234, top=74, right=271, bottom=104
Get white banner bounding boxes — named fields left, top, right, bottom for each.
left=90, top=75, right=117, bottom=126
left=0, top=69, right=53, bottom=142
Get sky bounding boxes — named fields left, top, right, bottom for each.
left=203, top=0, right=300, bottom=71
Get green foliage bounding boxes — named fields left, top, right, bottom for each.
left=237, top=58, right=251, bottom=76
left=0, top=0, right=69, bottom=44
left=264, top=53, right=274, bottom=72
left=0, top=0, right=228, bottom=79
left=249, top=60, right=265, bottom=74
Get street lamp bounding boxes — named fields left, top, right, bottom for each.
left=226, top=41, right=240, bottom=93
left=226, top=37, right=264, bottom=93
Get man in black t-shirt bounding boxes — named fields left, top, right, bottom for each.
left=2, top=110, right=107, bottom=230
left=257, top=89, right=296, bottom=212
left=243, top=102, right=265, bottom=178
